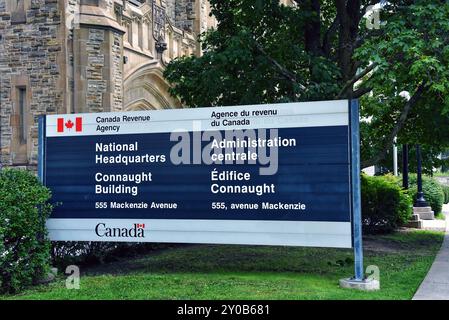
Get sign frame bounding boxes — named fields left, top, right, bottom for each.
left=37, top=99, right=364, bottom=281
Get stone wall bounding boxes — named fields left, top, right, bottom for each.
left=0, top=0, right=208, bottom=168
left=85, top=28, right=107, bottom=112
left=111, top=31, right=123, bottom=111
left=163, top=0, right=175, bottom=23
left=173, top=0, right=215, bottom=51
left=199, top=0, right=208, bottom=34
left=72, top=0, right=125, bottom=114
left=174, top=0, right=195, bottom=32
left=0, top=0, right=64, bottom=167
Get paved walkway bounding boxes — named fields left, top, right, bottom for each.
left=413, top=204, right=449, bottom=300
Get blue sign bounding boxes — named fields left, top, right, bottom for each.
left=39, top=100, right=359, bottom=248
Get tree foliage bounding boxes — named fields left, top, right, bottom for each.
left=164, top=0, right=449, bottom=168
left=165, top=0, right=342, bottom=106
left=357, top=1, right=449, bottom=167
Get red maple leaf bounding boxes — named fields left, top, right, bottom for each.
left=65, top=120, right=74, bottom=129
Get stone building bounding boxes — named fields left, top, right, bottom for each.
left=0, top=0, right=295, bottom=170
left=0, top=0, right=216, bottom=169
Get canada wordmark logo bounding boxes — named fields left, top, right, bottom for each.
left=95, top=223, right=145, bottom=238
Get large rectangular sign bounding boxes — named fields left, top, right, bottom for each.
left=40, top=100, right=358, bottom=248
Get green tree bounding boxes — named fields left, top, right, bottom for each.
left=164, top=0, right=449, bottom=168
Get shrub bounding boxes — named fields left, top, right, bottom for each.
left=442, top=185, right=449, bottom=204
left=51, top=241, right=177, bottom=269
left=51, top=241, right=137, bottom=267
left=0, top=169, right=53, bottom=294
left=361, top=174, right=412, bottom=234
left=408, top=174, right=445, bottom=214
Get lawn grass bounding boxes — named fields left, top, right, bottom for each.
left=1, top=230, right=444, bottom=300
left=432, top=171, right=449, bottom=177
left=435, top=212, right=446, bottom=220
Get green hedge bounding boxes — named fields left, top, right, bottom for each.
left=51, top=242, right=177, bottom=269
left=361, top=174, right=412, bottom=234
left=408, top=174, right=445, bottom=214
left=442, top=185, right=449, bottom=204
left=0, top=169, right=53, bottom=294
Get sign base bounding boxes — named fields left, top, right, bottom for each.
left=413, top=206, right=435, bottom=220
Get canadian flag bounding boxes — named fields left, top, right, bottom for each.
left=135, top=223, right=145, bottom=229
left=57, top=117, right=82, bottom=133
